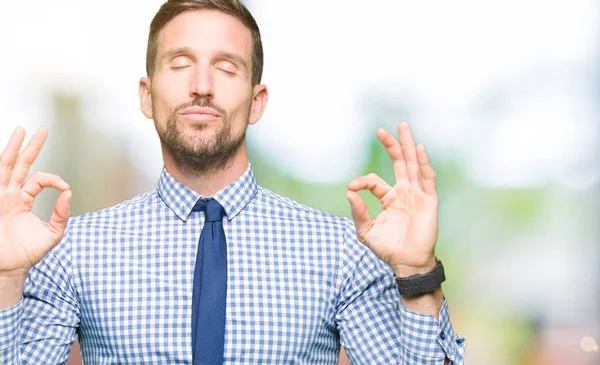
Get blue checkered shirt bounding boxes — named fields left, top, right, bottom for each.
left=0, top=164, right=465, bottom=364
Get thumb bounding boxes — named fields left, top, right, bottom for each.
left=346, top=191, right=371, bottom=242
left=48, top=189, right=72, bottom=244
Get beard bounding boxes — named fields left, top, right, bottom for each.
left=154, top=96, right=249, bottom=176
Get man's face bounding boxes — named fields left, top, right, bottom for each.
left=140, top=10, right=266, bottom=174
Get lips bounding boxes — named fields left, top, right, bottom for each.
left=179, top=106, right=221, bottom=118
left=179, top=106, right=221, bottom=122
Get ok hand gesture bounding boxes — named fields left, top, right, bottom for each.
left=0, top=127, right=71, bottom=280
left=347, top=121, right=439, bottom=277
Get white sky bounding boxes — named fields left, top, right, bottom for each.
left=0, top=0, right=598, bottom=187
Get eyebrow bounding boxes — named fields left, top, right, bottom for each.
left=160, top=47, right=194, bottom=62
left=160, top=47, right=249, bottom=72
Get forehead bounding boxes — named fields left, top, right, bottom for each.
left=156, top=9, right=252, bottom=60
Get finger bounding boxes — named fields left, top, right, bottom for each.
left=0, top=127, right=26, bottom=186
left=376, top=127, right=408, bottom=183
left=347, top=173, right=392, bottom=200
left=397, top=121, right=420, bottom=184
left=11, top=127, right=48, bottom=185
left=48, top=190, right=72, bottom=244
left=22, top=172, right=70, bottom=199
left=417, top=144, right=437, bottom=194
left=346, top=191, right=371, bottom=242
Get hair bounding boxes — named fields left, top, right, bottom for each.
left=146, top=0, right=263, bottom=85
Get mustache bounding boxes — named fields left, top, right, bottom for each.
left=174, top=96, right=227, bottom=117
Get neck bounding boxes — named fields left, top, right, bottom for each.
left=162, top=140, right=250, bottom=196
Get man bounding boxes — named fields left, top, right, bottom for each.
left=0, top=0, right=465, bottom=364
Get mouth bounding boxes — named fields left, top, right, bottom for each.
left=179, top=107, right=221, bottom=122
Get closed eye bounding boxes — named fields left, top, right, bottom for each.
left=169, top=54, right=193, bottom=70
left=215, top=60, right=237, bottom=75
left=217, top=67, right=236, bottom=75
left=171, top=65, right=191, bottom=70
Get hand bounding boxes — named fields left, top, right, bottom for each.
left=347, top=121, right=438, bottom=277
left=0, top=127, right=71, bottom=279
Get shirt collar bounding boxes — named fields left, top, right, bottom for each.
left=157, top=163, right=258, bottom=222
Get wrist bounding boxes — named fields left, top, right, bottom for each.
left=392, top=257, right=437, bottom=278
left=0, top=271, right=28, bottom=310
left=400, top=288, right=444, bottom=320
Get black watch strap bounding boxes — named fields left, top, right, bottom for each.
left=395, top=260, right=446, bottom=296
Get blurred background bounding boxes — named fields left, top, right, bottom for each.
left=1, top=0, right=598, bottom=364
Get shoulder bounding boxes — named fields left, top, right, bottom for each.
left=253, top=185, right=353, bottom=227
left=252, top=186, right=369, bottom=251
left=65, top=189, right=159, bottom=233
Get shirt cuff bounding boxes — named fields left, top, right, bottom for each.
left=399, top=298, right=465, bottom=364
left=0, top=299, right=23, bottom=351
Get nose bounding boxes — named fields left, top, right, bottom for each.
left=189, top=63, right=214, bottom=99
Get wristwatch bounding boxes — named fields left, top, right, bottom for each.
left=395, top=259, right=446, bottom=296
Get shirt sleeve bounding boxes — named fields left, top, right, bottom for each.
left=0, top=228, right=80, bottom=365
left=335, top=220, right=465, bottom=365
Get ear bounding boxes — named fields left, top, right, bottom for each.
left=248, top=84, right=269, bottom=125
left=139, top=77, right=153, bottom=119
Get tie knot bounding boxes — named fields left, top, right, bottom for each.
left=193, top=198, right=226, bottom=222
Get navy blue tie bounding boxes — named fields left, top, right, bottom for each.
left=191, top=198, right=227, bottom=365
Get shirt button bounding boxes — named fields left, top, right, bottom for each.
left=440, top=331, right=446, bottom=340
